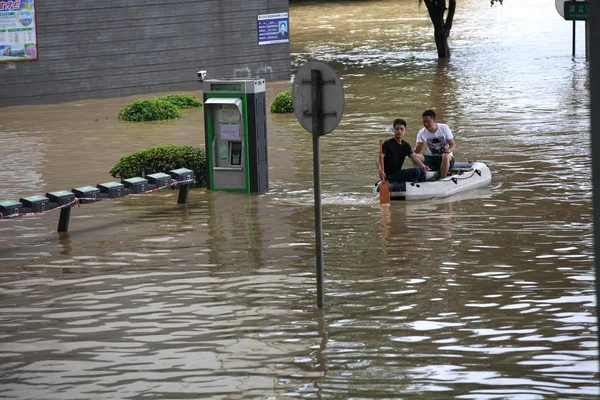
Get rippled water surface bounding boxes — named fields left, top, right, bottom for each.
left=0, top=0, right=598, bottom=398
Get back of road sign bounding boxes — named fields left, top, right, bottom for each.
left=292, top=61, right=344, bottom=135
left=556, top=0, right=567, bottom=17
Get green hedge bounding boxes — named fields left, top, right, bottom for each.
left=118, top=94, right=202, bottom=122
left=118, top=98, right=181, bottom=122
left=110, top=145, right=207, bottom=187
left=161, top=94, right=202, bottom=108
left=270, top=90, right=294, bottom=113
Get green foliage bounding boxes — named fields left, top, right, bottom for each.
left=118, top=94, right=202, bottom=122
left=110, top=145, right=207, bottom=187
left=160, top=93, right=202, bottom=108
left=118, top=98, right=181, bottom=122
left=270, top=90, right=294, bottom=113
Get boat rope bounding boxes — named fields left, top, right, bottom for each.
left=446, top=169, right=481, bottom=182
left=409, top=168, right=481, bottom=186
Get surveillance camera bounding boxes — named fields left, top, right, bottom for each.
left=197, top=70, right=207, bottom=83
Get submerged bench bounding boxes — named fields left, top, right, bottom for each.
left=0, top=168, right=196, bottom=233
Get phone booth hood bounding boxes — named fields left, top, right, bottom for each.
left=204, top=97, right=243, bottom=116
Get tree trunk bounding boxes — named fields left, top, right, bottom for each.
left=434, top=27, right=450, bottom=58
left=423, top=0, right=456, bottom=59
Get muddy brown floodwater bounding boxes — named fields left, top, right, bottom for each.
left=0, top=0, right=598, bottom=398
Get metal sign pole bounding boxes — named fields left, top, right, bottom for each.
left=573, top=0, right=577, bottom=57
left=292, top=60, right=345, bottom=309
left=311, top=69, right=325, bottom=309
left=572, top=0, right=576, bottom=57
left=590, top=0, right=600, bottom=372
left=573, top=20, right=576, bottom=57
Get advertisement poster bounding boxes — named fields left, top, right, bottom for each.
left=0, top=0, right=37, bottom=62
left=257, top=12, right=289, bottom=46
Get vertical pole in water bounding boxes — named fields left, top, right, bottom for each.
left=590, top=0, right=600, bottom=371
left=311, top=68, right=325, bottom=309
left=57, top=207, right=71, bottom=233
left=573, top=20, right=576, bottom=57
left=586, top=20, right=589, bottom=61
left=177, top=184, right=190, bottom=204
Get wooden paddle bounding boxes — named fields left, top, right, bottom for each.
left=379, top=140, right=390, bottom=205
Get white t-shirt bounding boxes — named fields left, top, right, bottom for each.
left=416, top=123, right=454, bottom=157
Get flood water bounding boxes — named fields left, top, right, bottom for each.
left=1, top=0, right=598, bottom=398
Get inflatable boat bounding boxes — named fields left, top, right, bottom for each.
left=374, top=161, right=492, bottom=201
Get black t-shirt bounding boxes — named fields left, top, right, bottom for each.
left=383, top=138, right=413, bottom=177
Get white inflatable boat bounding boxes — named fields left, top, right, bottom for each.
left=374, top=161, right=492, bottom=201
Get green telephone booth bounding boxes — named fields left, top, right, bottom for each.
left=203, top=79, right=268, bottom=193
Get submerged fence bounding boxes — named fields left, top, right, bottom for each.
left=0, top=168, right=196, bottom=233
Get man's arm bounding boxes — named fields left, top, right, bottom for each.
left=376, top=154, right=386, bottom=180
left=414, top=142, right=424, bottom=154
left=442, top=138, right=456, bottom=153
left=409, top=153, right=429, bottom=172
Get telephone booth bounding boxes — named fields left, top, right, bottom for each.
left=203, top=79, right=268, bottom=192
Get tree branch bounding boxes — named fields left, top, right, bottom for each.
left=444, top=0, right=456, bottom=37
left=423, top=0, right=442, bottom=26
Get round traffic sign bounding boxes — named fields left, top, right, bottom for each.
left=555, top=0, right=566, bottom=17
left=292, top=61, right=344, bottom=135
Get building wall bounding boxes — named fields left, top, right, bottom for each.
left=0, top=0, right=291, bottom=107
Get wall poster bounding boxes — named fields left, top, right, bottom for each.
left=0, top=0, right=38, bottom=62
left=257, top=12, right=289, bottom=46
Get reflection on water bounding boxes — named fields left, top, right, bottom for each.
left=0, top=0, right=598, bottom=398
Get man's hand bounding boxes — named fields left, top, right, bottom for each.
left=379, top=170, right=386, bottom=181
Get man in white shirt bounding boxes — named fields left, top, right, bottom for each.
left=414, top=110, right=456, bottom=179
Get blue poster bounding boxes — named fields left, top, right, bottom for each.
left=0, top=0, right=38, bottom=62
left=257, top=12, right=289, bottom=46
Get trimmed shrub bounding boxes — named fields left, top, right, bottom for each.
left=160, top=94, right=202, bottom=108
left=110, top=145, right=207, bottom=187
left=118, top=98, right=181, bottom=122
left=270, top=90, right=293, bottom=113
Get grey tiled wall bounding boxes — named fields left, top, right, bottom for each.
left=0, top=0, right=291, bottom=107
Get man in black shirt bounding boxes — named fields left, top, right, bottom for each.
left=376, top=118, right=429, bottom=183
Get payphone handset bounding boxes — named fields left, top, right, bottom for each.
left=215, top=104, right=243, bottom=168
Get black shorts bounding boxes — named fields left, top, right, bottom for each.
left=424, top=155, right=455, bottom=171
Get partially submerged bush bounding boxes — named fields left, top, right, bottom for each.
left=110, top=145, right=207, bottom=187
left=270, top=90, right=293, bottom=113
left=160, top=94, right=202, bottom=108
left=118, top=98, right=181, bottom=122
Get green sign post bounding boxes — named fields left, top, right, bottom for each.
left=564, top=1, right=588, bottom=20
